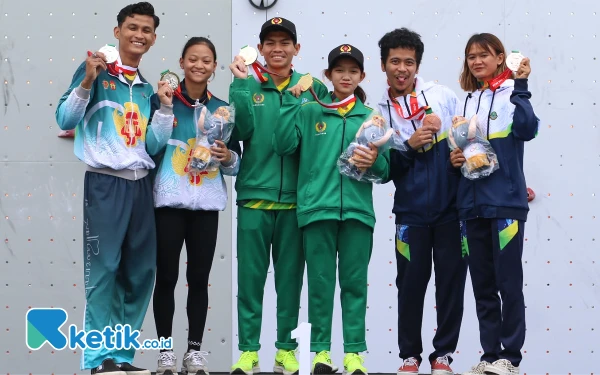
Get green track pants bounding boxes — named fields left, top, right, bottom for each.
left=302, top=219, right=373, bottom=353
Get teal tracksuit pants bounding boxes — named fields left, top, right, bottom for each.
left=80, top=171, right=156, bottom=370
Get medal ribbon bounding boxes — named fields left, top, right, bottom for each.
left=174, top=85, right=212, bottom=108
left=478, top=68, right=513, bottom=92
left=308, top=88, right=355, bottom=109
left=388, top=88, right=430, bottom=120
left=249, top=60, right=293, bottom=83
left=86, top=51, right=137, bottom=77
left=110, top=62, right=137, bottom=76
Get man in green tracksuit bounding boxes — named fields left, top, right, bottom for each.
left=228, top=17, right=329, bottom=375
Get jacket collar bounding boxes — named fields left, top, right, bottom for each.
left=260, top=68, right=299, bottom=90
left=377, top=75, right=436, bottom=107
left=173, top=79, right=211, bottom=108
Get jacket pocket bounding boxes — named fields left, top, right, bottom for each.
left=499, top=150, right=514, bottom=193
left=304, top=170, right=315, bottom=203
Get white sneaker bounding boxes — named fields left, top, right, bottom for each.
left=157, top=351, right=178, bottom=375
left=182, top=350, right=210, bottom=375
left=484, top=359, right=519, bottom=375
left=462, top=361, right=491, bottom=375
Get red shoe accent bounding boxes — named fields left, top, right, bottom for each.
left=431, top=358, right=454, bottom=375
left=397, top=358, right=419, bottom=375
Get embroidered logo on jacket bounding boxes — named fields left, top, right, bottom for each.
left=252, top=93, right=265, bottom=106
left=113, top=102, right=147, bottom=147
left=490, top=111, right=498, bottom=120
left=315, top=121, right=327, bottom=135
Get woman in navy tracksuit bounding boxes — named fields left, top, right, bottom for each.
left=451, top=33, right=539, bottom=375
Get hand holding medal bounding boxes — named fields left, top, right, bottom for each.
left=229, top=45, right=254, bottom=79
left=507, top=50, right=531, bottom=79
left=156, top=70, right=178, bottom=106
left=287, top=73, right=313, bottom=98
left=238, top=45, right=292, bottom=83
left=156, top=80, right=174, bottom=106
left=83, top=44, right=118, bottom=88
left=160, top=70, right=180, bottom=91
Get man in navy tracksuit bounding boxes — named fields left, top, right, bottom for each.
left=377, top=28, right=467, bottom=375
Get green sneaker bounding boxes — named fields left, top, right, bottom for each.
left=312, top=350, right=339, bottom=374
left=343, top=353, right=367, bottom=375
left=230, top=351, right=260, bottom=375
left=273, top=349, right=299, bottom=375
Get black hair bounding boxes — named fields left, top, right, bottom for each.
left=324, top=57, right=367, bottom=103
left=181, top=37, right=217, bottom=61
left=117, top=2, right=160, bottom=30
left=378, top=27, right=424, bottom=67
left=353, top=85, right=367, bottom=103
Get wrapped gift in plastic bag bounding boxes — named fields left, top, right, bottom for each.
left=448, top=114, right=499, bottom=180
left=337, top=109, right=406, bottom=183
left=187, top=103, right=236, bottom=173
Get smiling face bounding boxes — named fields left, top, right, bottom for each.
left=257, top=31, right=300, bottom=70
left=180, top=43, right=217, bottom=85
left=466, top=43, right=504, bottom=82
left=114, top=14, right=157, bottom=62
left=382, top=47, right=419, bottom=97
left=326, top=57, right=365, bottom=100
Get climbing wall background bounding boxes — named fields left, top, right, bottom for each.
left=0, top=0, right=234, bottom=373
left=230, top=1, right=599, bottom=374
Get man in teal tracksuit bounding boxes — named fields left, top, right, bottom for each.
left=55, top=3, right=174, bottom=375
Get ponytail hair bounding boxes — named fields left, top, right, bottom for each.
left=354, top=85, right=367, bottom=103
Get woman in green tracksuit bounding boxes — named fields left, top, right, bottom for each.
left=273, top=44, right=390, bottom=375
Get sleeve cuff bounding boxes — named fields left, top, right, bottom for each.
left=402, top=140, right=418, bottom=158
left=370, top=153, right=388, bottom=177
left=221, top=151, right=238, bottom=168
left=75, top=85, right=91, bottom=100
left=514, top=78, right=529, bottom=91
left=157, top=103, right=174, bottom=116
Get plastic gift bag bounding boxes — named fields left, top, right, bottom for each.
left=448, top=114, right=499, bottom=180
left=187, top=103, right=236, bottom=173
left=337, top=109, right=406, bottom=183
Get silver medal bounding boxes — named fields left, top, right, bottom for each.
left=239, top=45, right=258, bottom=65
left=160, top=70, right=180, bottom=90
left=506, top=51, right=525, bottom=72
left=98, top=44, right=119, bottom=63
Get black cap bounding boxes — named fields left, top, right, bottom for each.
left=259, top=17, right=297, bottom=44
left=328, top=44, right=364, bottom=70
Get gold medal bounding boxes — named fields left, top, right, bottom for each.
left=298, top=73, right=313, bottom=92
left=98, top=44, right=118, bottom=63
left=160, top=69, right=180, bottom=90
left=506, top=50, right=525, bottom=72
left=239, top=45, right=258, bottom=65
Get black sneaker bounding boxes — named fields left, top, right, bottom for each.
left=116, top=362, right=151, bottom=375
left=91, top=359, right=127, bottom=375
